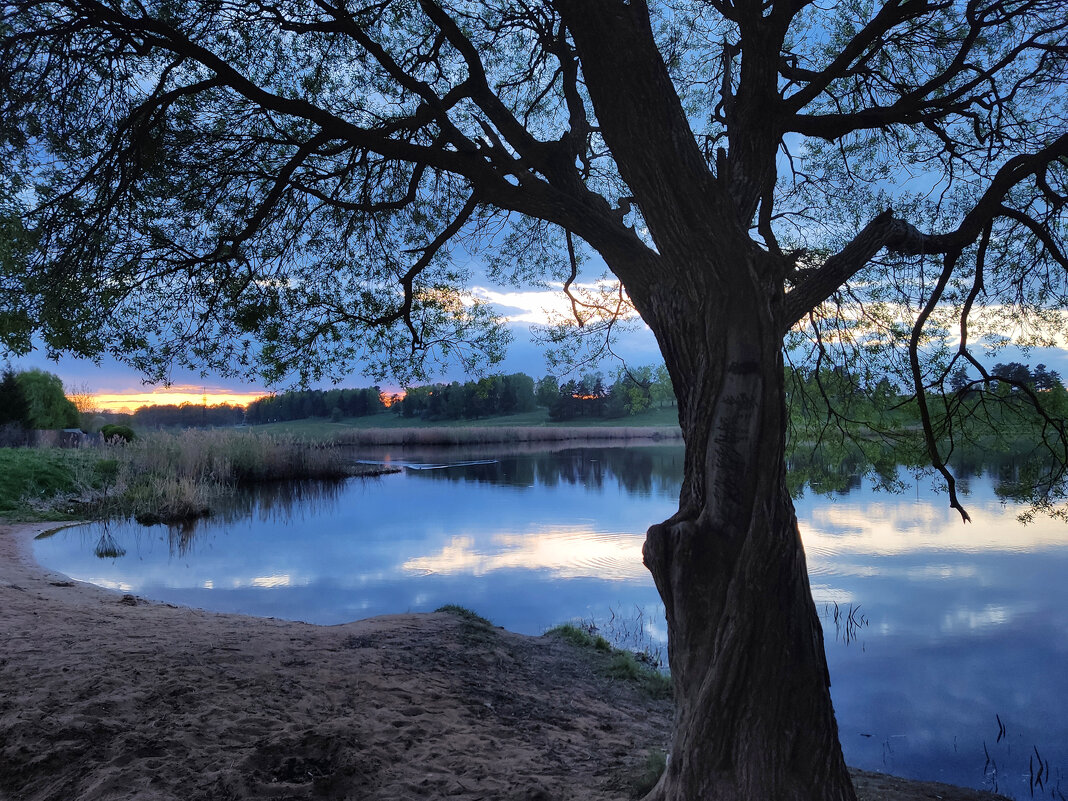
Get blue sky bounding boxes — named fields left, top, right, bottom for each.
left=7, top=273, right=1068, bottom=407
left=9, top=291, right=1068, bottom=407
left=3, top=287, right=665, bottom=404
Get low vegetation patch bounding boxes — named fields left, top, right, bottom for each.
left=0, top=448, right=99, bottom=518
left=435, top=605, right=499, bottom=648
left=547, top=622, right=672, bottom=700
left=435, top=604, right=493, bottom=627
left=628, top=749, right=668, bottom=798
left=605, top=651, right=673, bottom=699
left=547, top=622, right=612, bottom=652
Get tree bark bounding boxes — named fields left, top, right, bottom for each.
left=639, top=277, right=856, bottom=801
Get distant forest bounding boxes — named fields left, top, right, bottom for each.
left=100, top=360, right=1066, bottom=430
left=241, top=367, right=678, bottom=425
left=100, top=402, right=246, bottom=429
left=245, top=386, right=386, bottom=424
left=396, top=367, right=677, bottom=422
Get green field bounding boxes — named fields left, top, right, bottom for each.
left=249, top=405, right=682, bottom=437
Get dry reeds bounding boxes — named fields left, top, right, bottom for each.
left=88, top=429, right=366, bottom=523
left=330, top=425, right=682, bottom=447
left=118, top=429, right=356, bottom=484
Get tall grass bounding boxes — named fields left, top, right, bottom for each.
left=122, top=429, right=357, bottom=484
left=2, top=430, right=387, bottom=523
left=113, top=429, right=381, bottom=522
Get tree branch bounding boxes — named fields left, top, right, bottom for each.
left=780, top=209, right=925, bottom=333
left=781, top=132, right=1068, bottom=333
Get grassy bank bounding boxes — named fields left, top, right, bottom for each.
left=435, top=606, right=673, bottom=703
left=327, top=423, right=682, bottom=447
left=249, top=407, right=682, bottom=446
left=0, top=447, right=103, bottom=519
left=0, top=430, right=391, bottom=523
left=251, top=405, right=683, bottom=439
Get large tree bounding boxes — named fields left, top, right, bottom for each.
left=13, top=368, right=81, bottom=429
left=2, top=1, right=1066, bottom=798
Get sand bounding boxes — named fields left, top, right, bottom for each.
left=0, top=522, right=1010, bottom=801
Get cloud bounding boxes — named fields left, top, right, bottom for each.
left=470, top=283, right=642, bottom=325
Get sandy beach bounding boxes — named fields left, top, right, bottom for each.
left=1, top=521, right=1010, bottom=801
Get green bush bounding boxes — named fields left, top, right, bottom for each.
left=100, top=424, right=136, bottom=443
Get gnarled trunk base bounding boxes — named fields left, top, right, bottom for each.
left=642, top=493, right=855, bottom=801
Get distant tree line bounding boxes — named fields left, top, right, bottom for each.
left=129, top=403, right=246, bottom=429
left=786, top=361, right=1068, bottom=458
left=245, top=386, right=385, bottom=424
left=393, top=367, right=679, bottom=423
left=949, top=361, right=1064, bottom=394
left=100, top=368, right=680, bottom=428
left=397, top=373, right=537, bottom=420
left=545, top=365, right=676, bottom=421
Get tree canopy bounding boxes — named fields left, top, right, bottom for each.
left=2, top=1, right=1066, bottom=798
left=12, top=368, right=80, bottom=429
left=0, top=365, right=29, bottom=428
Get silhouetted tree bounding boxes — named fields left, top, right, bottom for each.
left=0, top=365, right=29, bottom=428
left=3, top=2, right=1067, bottom=798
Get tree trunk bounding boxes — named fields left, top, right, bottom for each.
left=640, top=288, right=856, bottom=801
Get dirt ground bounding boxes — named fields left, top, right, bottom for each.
left=0, top=522, right=1010, bottom=801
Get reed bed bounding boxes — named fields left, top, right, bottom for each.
left=330, top=425, right=682, bottom=447
left=122, top=429, right=357, bottom=484
left=5, top=429, right=381, bottom=524
left=107, top=429, right=373, bottom=522
left=5, top=424, right=677, bottom=522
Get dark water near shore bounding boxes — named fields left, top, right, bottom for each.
left=34, top=443, right=1067, bottom=799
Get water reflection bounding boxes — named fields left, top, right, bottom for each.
left=403, top=527, right=647, bottom=582
left=31, top=443, right=1067, bottom=800
left=358, top=442, right=684, bottom=498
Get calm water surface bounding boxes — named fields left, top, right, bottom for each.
left=34, top=443, right=1067, bottom=799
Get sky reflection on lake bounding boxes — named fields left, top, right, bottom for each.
left=32, top=444, right=1067, bottom=799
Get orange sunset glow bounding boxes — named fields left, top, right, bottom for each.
left=88, top=388, right=268, bottom=413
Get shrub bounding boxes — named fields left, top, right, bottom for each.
left=100, top=424, right=136, bottom=443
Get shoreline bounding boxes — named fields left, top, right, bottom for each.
left=1, top=521, right=1010, bottom=801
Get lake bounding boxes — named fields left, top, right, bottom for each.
left=33, top=442, right=1067, bottom=800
